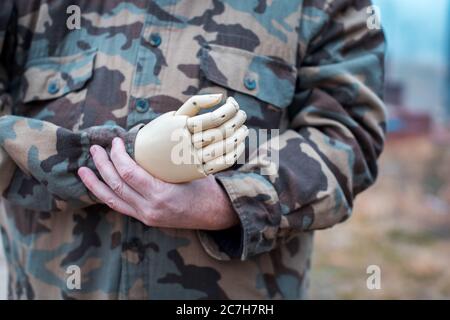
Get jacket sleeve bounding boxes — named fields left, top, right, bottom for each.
left=0, top=115, right=142, bottom=212
left=0, top=2, right=143, bottom=212
left=0, top=0, right=15, bottom=196
left=199, top=0, right=386, bottom=260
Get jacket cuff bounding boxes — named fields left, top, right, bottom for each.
left=124, top=123, right=144, bottom=159
left=198, top=170, right=281, bottom=261
left=82, top=123, right=144, bottom=204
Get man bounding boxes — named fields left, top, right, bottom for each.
left=0, top=0, right=385, bottom=299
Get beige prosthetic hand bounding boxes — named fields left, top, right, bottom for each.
left=134, top=94, right=248, bottom=183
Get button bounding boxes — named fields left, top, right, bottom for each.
left=149, top=33, right=161, bottom=47
left=243, top=77, right=256, bottom=90
left=135, top=99, right=149, bottom=113
left=47, top=80, right=60, bottom=94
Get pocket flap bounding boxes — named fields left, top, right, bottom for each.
left=200, top=44, right=297, bottom=108
left=22, top=48, right=97, bottom=103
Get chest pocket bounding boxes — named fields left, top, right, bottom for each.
left=21, top=48, right=97, bottom=103
left=200, top=44, right=297, bottom=109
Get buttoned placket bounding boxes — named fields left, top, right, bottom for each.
left=121, top=1, right=176, bottom=299
left=121, top=2, right=160, bottom=299
left=126, top=14, right=166, bottom=129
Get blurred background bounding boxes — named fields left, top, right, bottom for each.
left=311, top=0, right=450, bottom=299
left=1, top=0, right=450, bottom=300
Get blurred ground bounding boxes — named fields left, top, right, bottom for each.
left=0, top=136, right=449, bottom=300
left=310, top=136, right=450, bottom=299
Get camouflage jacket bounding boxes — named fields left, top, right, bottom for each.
left=0, top=0, right=385, bottom=299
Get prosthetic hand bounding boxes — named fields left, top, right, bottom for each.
left=134, top=94, right=248, bottom=183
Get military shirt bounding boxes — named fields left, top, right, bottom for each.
left=0, top=0, right=385, bottom=299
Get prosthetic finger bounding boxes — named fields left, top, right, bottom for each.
left=192, top=110, right=247, bottom=148
left=175, top=94, right=223, bottom=117
left=186, top=97, right=239, bottom=133
left=202, top=142, right=246, bottom=174
left=198, top=126, right=248, bottom=163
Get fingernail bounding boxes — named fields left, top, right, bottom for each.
left=78, top=167, right=85, bottom=177
left=90, top=145, right=97, bottom=155
left=113, top=137, right=121, bottom=145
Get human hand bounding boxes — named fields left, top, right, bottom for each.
left=78, top=137, right=239, bottom=230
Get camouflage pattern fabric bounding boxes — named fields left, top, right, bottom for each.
left=0, top=0, right=385, bottom=299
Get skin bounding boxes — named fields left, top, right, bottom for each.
left=78, top=137, right=239, bottom=230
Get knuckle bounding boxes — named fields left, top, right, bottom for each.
left=143, top=215, right=154, bottom=227
left=105, top=198, right=117, bottom=210
left=140, top=197, right=166, bottom=225
left=110, top=180, right=124, bottom=196
left=120, top=166, right=136, bottom=182
left=142, top=211, right=158, bottom=226
left=152, top=195, right=165, bottom=210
